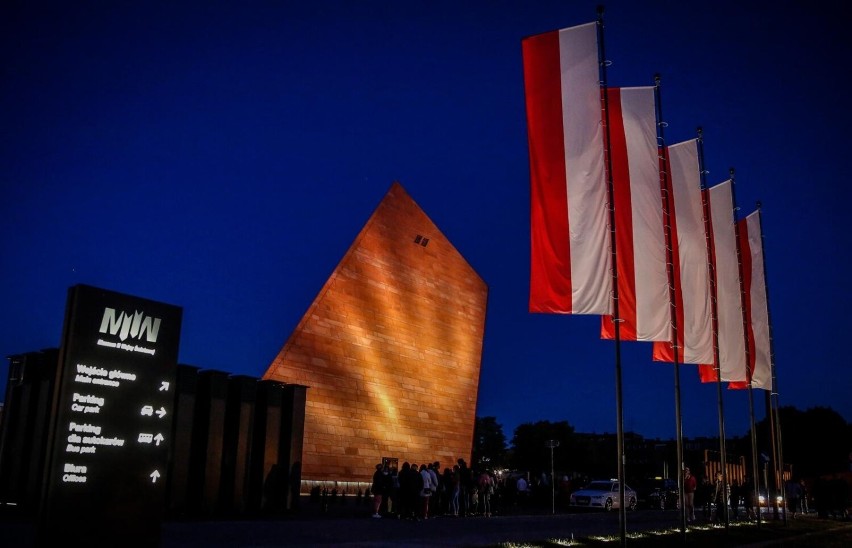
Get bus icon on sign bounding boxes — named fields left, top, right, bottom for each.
left=138, top=433, right=153, bottom=444
left=141, top=405, right=154, bottom=416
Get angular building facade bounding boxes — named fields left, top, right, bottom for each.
left=263, top=182, right=487, bottom=485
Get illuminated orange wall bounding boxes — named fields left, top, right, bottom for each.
left=263, top=182, right=487, bottom=484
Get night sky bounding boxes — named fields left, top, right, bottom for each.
left=2, top=1, right=850, bottom=443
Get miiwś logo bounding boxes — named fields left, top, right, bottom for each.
left=98, top=308, right=162, bottom=343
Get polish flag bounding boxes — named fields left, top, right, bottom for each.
left=698, top=180, right=748, bottom=383
left=523, top=22, right=611, bottom=315
left=652, top=140, right=714, bottom=364
left=600, top=86, right=670, bottom=341
left=729, top=210, right=772, bottom=389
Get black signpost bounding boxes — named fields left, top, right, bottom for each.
left=39, top=284, right=182, bottom=546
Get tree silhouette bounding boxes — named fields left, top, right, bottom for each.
left=510, top=420, right=576, bottom=476
left=753, top=405, right=851, bottom=478
left=472, top=416, right=508, bottom=470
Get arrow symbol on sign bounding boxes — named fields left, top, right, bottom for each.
left=154, top=433, right=165, bottom=446
left=156, top=407, right=167, bottom=418
left=159, top=381, right=170, bottom=392
left=150, top=470, right=160, bottom=483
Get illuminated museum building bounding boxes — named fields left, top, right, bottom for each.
left=264, top=182, right=488, bottom=487
left=0, top=182, right=487, bottom=515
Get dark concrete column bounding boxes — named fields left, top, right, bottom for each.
left=281, top=384, right=307, bottom=511
left=249, top=380, right=285, bottom=514
left=187, top=369, right=229, bottom=517
left=220, top=375, right=256, bottom=516
left=165, top=364, right=199, bottom=518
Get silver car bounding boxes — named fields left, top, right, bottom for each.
left=569, top=480, right=637, bottom=511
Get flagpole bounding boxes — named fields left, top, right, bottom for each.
left=774, top=389, right=786, bottom=524
left=774, top=384, right=786, bottom=524
left=749, top=370, right=762, bottom=527
left=765, top=390, right=777, bottom=516
left=730, top=169, right=762, bottom=527
left=697, top=127, right=729, bottom=529
left=654, top=74, right=687, bottom=539
left=596, top=7, right=627, bottom=546
left=756, top=202, right=786, bottom=523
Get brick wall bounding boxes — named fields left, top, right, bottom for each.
left=263, top=182, right=487, bottom=484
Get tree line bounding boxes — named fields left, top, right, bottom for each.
left=472, top=405, right=852, bottom=483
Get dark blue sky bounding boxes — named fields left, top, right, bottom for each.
left=2, top=1, right=850, bottom=443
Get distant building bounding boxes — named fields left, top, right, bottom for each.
left=264, top=182, right=488, bottom=487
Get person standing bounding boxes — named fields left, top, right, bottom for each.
left=703, top=476, right=714, bottom=519
left=478, top=469, right=495, bottom=517
left=729, top=479, right=740, bottom=521
left=428, top=463, right=441, bottom=517
left=742, top=476, right=757, bottom=521
left=457, top=458, right=472, bottom=516
left=786, top=478, right=803, bottom=519
left=713, top=471, right=728, bottom=525
left=799, top=480, right=809, bottom=514
left=409, top=463, right=423, bottom=519
left=371, top=463, right=385, bottom=518
left=397, top=462, right=416, bottom=520
left=384, top=465, right=398, bottom=516
left=683, top=467, right=697, bottom=522
left=449, top=464, right=461, bottom=516
left=419, top=463, right=435, bottom=519
left=516, top=474, right=529, bottom=509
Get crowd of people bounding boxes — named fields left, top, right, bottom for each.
left=364, top=459, right=841, bottom=523
left=684, top=468, right=813, bottom=524
left=688, top=471, right=762, bottom=524
left=368, top=458, right=502, bottom=520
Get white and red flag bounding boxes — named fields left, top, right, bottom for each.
left=729, top=210, right=772, bottom=389
left=523, top=22, right=611, bottom=315
left=600, top=86, right=670, bottom=340
left=652, top=140, right=714, bottom=363
left=698, top=180, right=748, bottom=383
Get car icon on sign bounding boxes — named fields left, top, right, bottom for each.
left=141, top=405, right=154, bottom=416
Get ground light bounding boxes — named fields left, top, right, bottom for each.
left=547, top=538, right=579, bottom=546
left=498, top=521, right=762, bottom=547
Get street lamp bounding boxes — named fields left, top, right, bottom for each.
left=545, top=440, right=560, bottom=514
